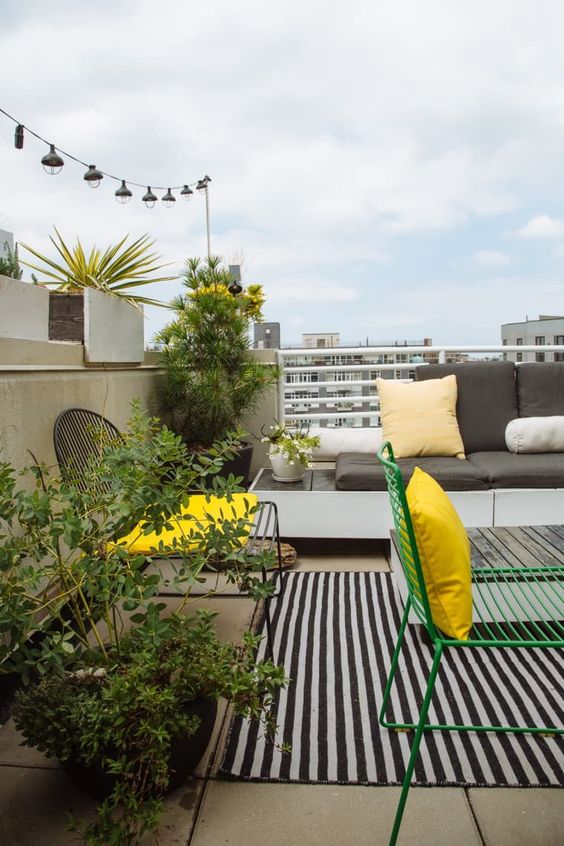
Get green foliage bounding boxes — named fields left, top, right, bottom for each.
left=19, top=229, right=175, bottom=307
left=261, top=421, right=321, bottom=468
left=0, top=405, right=287, bottom=844
left=157, top=256, right=279, bottom=447
left=0, top=241, right=23, bottom=279
left=13, top=613, right=285, bottom=845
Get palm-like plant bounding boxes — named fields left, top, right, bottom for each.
left=19, top=229, right=175, bottom=307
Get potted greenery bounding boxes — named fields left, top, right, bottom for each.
left=19, top=229, right=175, bottom=341
left=0, top=240, right=23, bottom=279
left=261, top=421, right=321, bottom=482
left=0, top=406, right=286, bottom=845
left=157, top=256, right=279, bottom=482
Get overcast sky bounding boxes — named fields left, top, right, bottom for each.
left=2, top=0, right=564, bottom=346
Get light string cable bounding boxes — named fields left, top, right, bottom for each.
left=0, top=106, right=210, bottom=202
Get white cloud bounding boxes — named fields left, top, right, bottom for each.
left=269, top=283, right=359, bottom=304
left=474, top=250, right=511, bottom=267
left=551, top=244, right=564, bottom=259
left=516, top=215, right=564, bottom=239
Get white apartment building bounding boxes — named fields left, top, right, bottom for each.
left=282, top=335, right=437, bottom=428
left=501, top=316, right=564, bottom=363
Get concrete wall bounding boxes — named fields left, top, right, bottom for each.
left=0, top=340, right=162, bottom=482
left=0, top=275, right=50, bottom=342
left=238, top=350, right=278, bottom=476
left=0, top=340, right=278, bottom=483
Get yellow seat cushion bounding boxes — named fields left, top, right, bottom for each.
left=406, top=467, right=472, bottom=640
left=116, top=493, right=258, bottom=555
left=376, top=375, right=465, bottom=459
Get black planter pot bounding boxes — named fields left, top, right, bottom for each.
left=62, top=696, right=218, bottom=799
left=216, top=443, right=254, bottom=486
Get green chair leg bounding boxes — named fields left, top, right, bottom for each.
left=379, top=596, right=412, bottom=728
left=388, top=643, right=444, bottom=846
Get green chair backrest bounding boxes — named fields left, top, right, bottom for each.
left=376, top=441, right=438, bottom=638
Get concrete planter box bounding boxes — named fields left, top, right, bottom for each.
left=0, top=275, right=49, bottom=342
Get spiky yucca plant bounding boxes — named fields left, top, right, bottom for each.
left=19, top=229, right=175, bottom=307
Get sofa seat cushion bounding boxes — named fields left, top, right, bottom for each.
left=467, top=451, right=564, bottom=488
left=335, top=452, right=490, bottom=491
left=416, top=362, right=517, bottom=453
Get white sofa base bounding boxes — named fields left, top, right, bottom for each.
left=250, top=472, right=564, bottom=539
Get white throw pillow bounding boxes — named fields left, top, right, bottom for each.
left=310, top=427, right=382, bottom=460
left=505, top=416, right=564, bottom=453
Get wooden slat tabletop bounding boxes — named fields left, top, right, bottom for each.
left=468, top=526, right=564, bottom=569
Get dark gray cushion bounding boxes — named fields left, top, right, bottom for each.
left=416, top=362, right=517, bottom=453
left=467, top=451, right=564, bottom=488
left=335, top=452, right=490, bottom=491
left=517, top=363, right=564, bottom=417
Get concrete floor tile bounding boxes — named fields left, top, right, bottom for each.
left=191, top=782, right=480, bottom=846
left=295, top=553, right=389, bottom=572
left=0, top=764, right=204, bottom=846
left=0, top=720, right=59, bottom=769
left=468, top=787, right=564, bottom=846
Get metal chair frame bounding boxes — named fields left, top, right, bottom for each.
left=376, top=441, right=564, bottom=846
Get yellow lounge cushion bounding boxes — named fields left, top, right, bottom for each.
left=406, top=467, right=472, bottom=639
left=376, top=375, right=465, bottom=459
left=116, top=493, right=258, bottom=555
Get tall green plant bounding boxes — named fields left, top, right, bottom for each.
left=0, top=241, right=23, bottom=279
left=19, top=229, right=175, bottom=307
left=0, top=406, right=285, bottom=844
left=157, top=256, right=278, bottom=448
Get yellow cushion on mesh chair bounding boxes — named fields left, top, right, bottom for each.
left=116, top=493, right=258, bottom=555
left=406, top=467, right=472, bottom=640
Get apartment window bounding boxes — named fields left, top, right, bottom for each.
left=535, top=336, right=545, bottom=345
left=554, top=335, right=564, bottom=345
left=516, top=338, right=523, bottom=345
left=536, top=352, right=545, bottom=362
left=555, top=353, right=564, bottom=362
left=516, top=352, right=523, bottom=362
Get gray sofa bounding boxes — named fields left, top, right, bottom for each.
left=335, top=361, right=564, bottom=492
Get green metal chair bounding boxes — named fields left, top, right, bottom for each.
left=376, top=441, right=564, bottom=846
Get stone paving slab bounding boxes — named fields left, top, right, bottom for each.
left=468, top=787, right=564, bottom=846
left=191, top=781, right=481, bottom=846
left=0, top=763, right=204, bottom=846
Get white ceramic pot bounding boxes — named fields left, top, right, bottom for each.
left=269, top=446, right=305, bottom=482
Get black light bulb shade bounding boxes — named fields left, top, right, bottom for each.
left=162, top=188, right=176, bottom=207
left=196, top=174, right=211, bottom=192
left=115, top=179, right=132, bottom=203
left=180, top=184, right=194, bottom=200
left=14, top=124, right=24, bottom=149
left=142, top=187, right=158, bottom=208
left=228, top=281, right=243, bottom=295
left=84, top=164, right=103, bottom=188
left=41, top=144, right=64, bottom=175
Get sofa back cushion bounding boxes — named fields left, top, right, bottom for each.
left=517, top=363, right=564, bottom=416
left=416, top=362, right=517, bottom=453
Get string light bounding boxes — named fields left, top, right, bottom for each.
left=142, top=187, right=158, bottom=208
left=162, top=188, right=176, bottom=208
left=83, top=164, right=103, bottom=188
left=0, top=107, right=209, bottom=209
left=41, top=144, right=64, bottom=175
left=115, top=180, right=133, bottom=204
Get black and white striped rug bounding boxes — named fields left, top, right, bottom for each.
left=220, top=572, right=564, bottom=787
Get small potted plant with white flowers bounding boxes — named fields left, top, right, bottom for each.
left=261, top=421, right=321, bottom=482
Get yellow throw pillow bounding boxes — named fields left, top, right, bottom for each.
left=115, top=493, right=258, bottom=555
left=376, top=375, right=465, bottom=459
left=406, top=467, right=472, bottom=640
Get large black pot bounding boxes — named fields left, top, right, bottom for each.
left=62, top=696, right=218, bottom=799
left=216, top=443, right=254, bottom=486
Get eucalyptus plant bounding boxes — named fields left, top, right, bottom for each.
left=19, top=229, right=175, bottom=307
left=0, top=406, right=286, bottom=844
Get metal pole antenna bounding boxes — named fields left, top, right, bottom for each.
left=204, top=182, right=211, bottom=258
left=196, top=175, right=212, bottom=258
